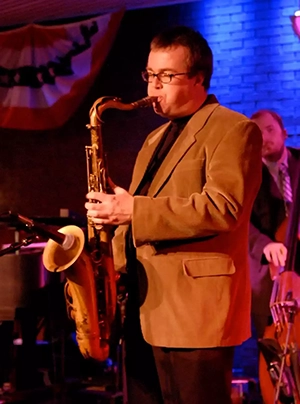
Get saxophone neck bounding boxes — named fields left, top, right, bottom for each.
left=88, top=95, right=157, bottom=126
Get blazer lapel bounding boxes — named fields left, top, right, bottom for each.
left=148, top=102, right=219, bottom=196
left=288, top=148, right=300, bottom=192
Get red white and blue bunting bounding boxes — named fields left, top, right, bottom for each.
left=0, top=10, right=124, bottom=130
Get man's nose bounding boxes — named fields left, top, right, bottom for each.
left=151, top=76, right=163, bottom=89
left=262, top=131, right=270, bottom=141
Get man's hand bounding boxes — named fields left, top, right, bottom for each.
left=263, top=242, right=287, bottom=280
left=85, top=186, right=133, bottom=226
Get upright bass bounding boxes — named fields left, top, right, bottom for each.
left=259, top=172, right=300, bottom=404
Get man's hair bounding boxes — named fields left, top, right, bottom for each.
left=150, top=26, right=213, bottom=90
left=250, top=109, right=285, bottom=131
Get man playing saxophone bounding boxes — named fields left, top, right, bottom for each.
left=85, top=26, right=262, bottom=404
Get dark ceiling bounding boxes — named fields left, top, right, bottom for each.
left=0, top=0, right=200, bottom=28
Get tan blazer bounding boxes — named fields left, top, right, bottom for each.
left=113, top=95, right=262, bottom=348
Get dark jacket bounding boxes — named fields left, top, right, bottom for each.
left=249, top=147, right=300, bottom=316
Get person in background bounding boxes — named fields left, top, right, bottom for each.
left=85, top=26, right=262, bottom=404
left=249, top=109, right=300, bottom=339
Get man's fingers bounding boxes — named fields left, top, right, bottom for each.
left=86, top=191, right=112, bottom=202
left=263, top=242, right=288, bottom=267
left=271, top=253, right=279, bottom=267
left=281, top=247, right=287, bottom=260
left=85, top=202, right=102, bottom=211
left=278, top=252, right=286, bottom=267
left=86, top=186, right=126, bottom=200
left=86, top=208, right=109, bottom=218
left=264, top=250, right=271, bottom=262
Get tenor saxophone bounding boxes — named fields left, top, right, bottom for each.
left=42, top=95, right=156, bottom=362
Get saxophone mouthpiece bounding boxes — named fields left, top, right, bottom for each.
left=131, top=96, right=157, bottom=108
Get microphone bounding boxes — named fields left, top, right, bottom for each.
left=9, top=211, right=76, bottom=251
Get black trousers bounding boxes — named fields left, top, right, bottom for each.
left=0, top=321, right=14, bottom=387
left=124, top=309, right=234, bottom=404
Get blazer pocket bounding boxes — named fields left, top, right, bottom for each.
left=183, top=255, right=236, bottom=278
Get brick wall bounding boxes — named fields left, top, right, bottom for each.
left=180, top=0, right=300, bottom=146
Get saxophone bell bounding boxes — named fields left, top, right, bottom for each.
left=43, top=225, right=85, bottom=273
left=4, top=212, right=84, bottom=272
left=10, top=211, right=77, bottom=252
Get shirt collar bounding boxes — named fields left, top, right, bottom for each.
left=263, top=147, right=289, bottom=171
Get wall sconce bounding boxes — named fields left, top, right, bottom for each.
left=291, top=9, right=300, bottom=38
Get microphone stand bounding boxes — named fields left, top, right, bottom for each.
left=0, top=234, right=38, bottom=257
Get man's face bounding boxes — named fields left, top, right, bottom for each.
left=252, top=112, right=287, bottom=162
left=146, top=45, right=206, bottom=119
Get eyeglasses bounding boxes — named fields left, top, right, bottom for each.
left=141, top=71, right=190, bottom=84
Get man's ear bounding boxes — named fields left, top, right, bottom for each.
left=194, top=72, right=204, bottom=86
left=283, top=129, right=288, bottom=139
